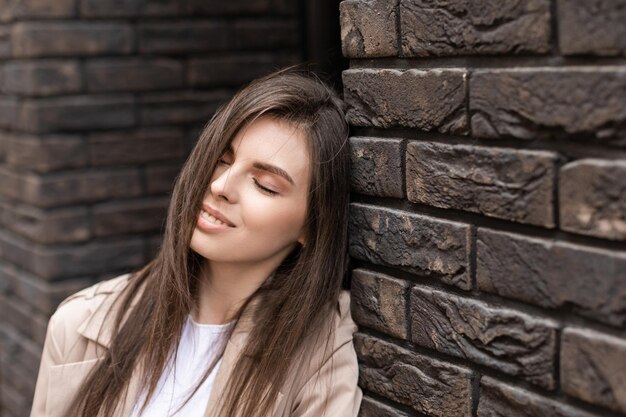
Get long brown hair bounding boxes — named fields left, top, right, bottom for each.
left=65, top=67, right=351, bottom=417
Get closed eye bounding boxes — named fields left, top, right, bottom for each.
left=253, top=178, right=279, bottom=196
left=218, top=157, right=280, bottom=196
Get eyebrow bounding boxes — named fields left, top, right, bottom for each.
left=225, top=144, right=295, bottom=186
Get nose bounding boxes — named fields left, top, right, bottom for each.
left=210, top=164, right=238, bottom=203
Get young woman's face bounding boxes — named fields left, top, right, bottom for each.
left=190, top=115, right=310, bottom=265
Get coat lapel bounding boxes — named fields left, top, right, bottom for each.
left=74, top=277, right=279, bottom=417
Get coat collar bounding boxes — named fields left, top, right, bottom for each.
left=74, top=272, right=268, bottom=417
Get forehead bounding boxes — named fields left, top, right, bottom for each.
left=229, top=116, right=310, bottom=185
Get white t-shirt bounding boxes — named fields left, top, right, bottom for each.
left=130, top=315, right=233, bottom=417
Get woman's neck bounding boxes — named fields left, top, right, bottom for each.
left=191, top=260, right=276, bottom=325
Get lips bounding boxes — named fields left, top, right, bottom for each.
left=201, top=204, right=235, bottom=227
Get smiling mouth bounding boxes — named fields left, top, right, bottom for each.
left=200, top=209, right=234, bottom=227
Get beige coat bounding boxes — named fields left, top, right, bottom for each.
left=29, top=273, right=362, bottom=417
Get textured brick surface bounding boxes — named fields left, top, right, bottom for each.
left=559, top=159, right=626, bottom=241
left=4, top=133, right=87, bottom=172
left=12, top=22, right=133, bottom=57
left=80, top=0, right=181, bottom=17
left=343, top=69, right=468, bottom=134
left=144, top=163, right=182, bottom=194
left=0, top=263, right=94, bottom=314
left=139, top=90, right=229, bottom=126
left=406, top=141, right=557, bottom=227
left=0, top=230, right=144, bottom=280
left=187, top=53, right=297, bottom=87
left=410, top=285, right=557, bottom=388
left=88, top=128, right=184, bottom=166
left=85, top=58, right=184, bottom=92
left=0, top=25, right=9, bottom=58
left=355, top=333, right=473, bottom=417
left=0, top=166, right=142, bottom=208
left=349, top=203, right=472, bottom=290
left=0, top=97, right=18, bottom=129
left=1, top=204, right=90, bottom=244
left=0, top=0, right=76, bottom=21
left=561, top=327, right=626, bottom=413
left=478, top=376, right=601, bottom=417
left=138, top=20, right=297, bottom=54
left=92, top=197, right=169, bottom=237
left=340, top=0, right=398, bottom=58
left=400, top=0, right=551, bottom=57
left=350, top=137, right=404, bottom=198
left=470, top=68, right=626, bottom=145
left=477, top=228, right=626, bottom=327
left=558, top=0, right=626, bottom=56
left=17, top=95, right=135, bottom=133
left=351, top=269, right=408, bottom=339
left=2, top=60, right=81, bottom=96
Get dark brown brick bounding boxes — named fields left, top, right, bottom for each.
left=230, top=19, right=298, bottom=49
left=350, top=137, right=404, bottom=198
left=139, top=90, right=229, bottom=126
left=80, top=0, right=181, bottom=17
left=559, top=159, right=626, bottom=241
left=0, top=97, right=18, bottom=129
left=0, top=379, right=30, bottom=417
left=88, top=128, right=184, bottom=166
left=0, top=262, right=93, bottom=315
left=2, top=60, right=81, bottom=96
left=470, top=68, right=626, bottom=146
left=4, top=133, right=87, bottom=172
left=11, top=22, right=133, bottom=58
left=478, top=376, right=601, bottom=417
left=358, top=397, right=410, bottom=417
left=144, top=163, right=182, bottom=194
left=187, top=53, right=297, bottom=87
left=477, top=228, right=626, bottom=327
left=0, top=0, right=75, bottom=21
left=340, top=0, right=398, bottom=58
left=349, top=203, right=472, bottom=290
left=406, top=141, right=557, bottom=227
left=17, top=94, right=135, bottom=133
left=1, top=203, right=90, bottom=243
left=561, top=327, right=626, bottom=413
left=1, top=357, right=35, bottom=393
left=92, top=197, right=169, bottom=237
left=85, top=58, right=184, bottom=92
left=0, top=25, right=10, bottom=58
left=410, top=285, right=557, bottom=389
left=355, top=333, right=472, bottom=417
left=0, top=230, right=144, bottom=280
left=343, top=69, right=468, bottom=134
left=0, top=166, right=142, bottom=208
left=186, top=0, right=278, bottom=15
left=351, top=269, right=408, bottom=339
left=558, top=0, right=626, bottom=56
left=0, top=293, right=48, bottom=345
left=400, top=0, right=551, bottom=57
left=137, top=21, right=229, bottom=53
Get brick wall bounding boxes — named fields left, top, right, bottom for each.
left=341, top=1, right=626, bottom=417
left=0, top=1, right=301, bottom=415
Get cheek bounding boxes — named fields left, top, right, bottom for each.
left=244, top=197, right=307, bottom=239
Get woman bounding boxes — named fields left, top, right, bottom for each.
left=29, top=68, right=361, bottom=417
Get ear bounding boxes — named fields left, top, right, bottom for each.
left=296, top=233, right=306, bottom=247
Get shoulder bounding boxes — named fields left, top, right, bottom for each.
left=333, top=289, right=358, bottom=349
left=299, top=289, right=358, bottom=378
left=49, top=273, right=134, bottom=357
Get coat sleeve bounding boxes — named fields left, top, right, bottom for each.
left=289, top=339, right=362, bottom=417
left=29, top=312, right=64, bottom=417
